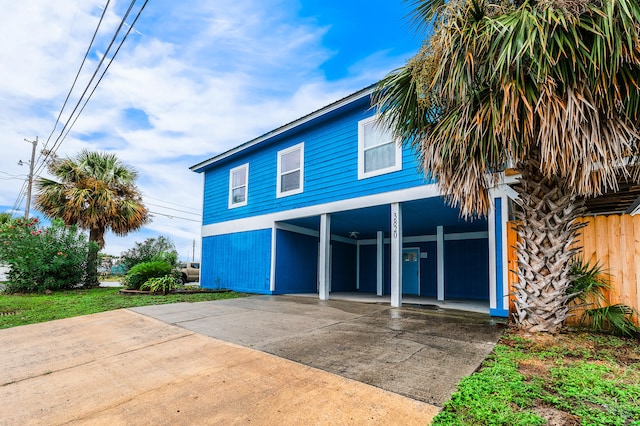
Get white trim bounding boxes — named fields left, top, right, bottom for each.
left=202, top=184, right=441, bottom=237
left=228, top=163, right=249, bottom=208
left=359, top=231, right=488, bottom=245
left=390, top=203, right=402, bottom=307
left=376, top=231, right=384, bottom=296
left=274, top=222, right=356, bottom=245
left=500, top=195, right=510, bottom=311
left=270, top=226, right=276, bottom=292
left=319, top=214, right=331, bottom=300
left=191, top=87, right=374, bottom=172
left=276, top=142, right=304, bottom=198
left=488, top=193, right=497, bottom=310
left=444, top=231, right=488, bottom=241
left=436, top=226, right=444, bottom=301
left=358, top=115, right=402, bottom=180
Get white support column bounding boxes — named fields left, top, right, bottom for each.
left=319, top=213, right=331, bottom=301
left=437, top=225, right=445, bottom=301
left=390, top=203, right=402, bottom=307
left=270, top=226, right=277, bottom=292
left=376, top=231, right=384, bottom=296
left=488, top=195, right=497, bottom=311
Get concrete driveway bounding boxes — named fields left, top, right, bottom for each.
left=0, top=295, right=503, bottom=425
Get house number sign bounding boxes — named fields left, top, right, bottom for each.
left=392, top=212, right=398, bottom=239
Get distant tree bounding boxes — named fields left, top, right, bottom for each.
left=0, top=213, right=13, bottom=226
left=35, top=150, right=149, bottom=286
left=120, top=235, right=179, bottom=271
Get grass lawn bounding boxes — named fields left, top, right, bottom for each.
left=0, top=286, right=244, bottom=329
left=433, top=328, right=640, bottom=425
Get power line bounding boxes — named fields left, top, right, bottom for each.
left=37, top=0, right=112, bottom=166
left=145, top=202, right=202, bottom=216
left=148, top=211, right=202, bottom=223
left=51, top=0, right=150, bottom=160
left=144, top=194, right=201, bottom=212
left=33, top=0, right=148, bottom=178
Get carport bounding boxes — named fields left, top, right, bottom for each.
left=270, top=195, right=492, bottom=311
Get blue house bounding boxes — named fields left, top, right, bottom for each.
left=191, top=86, right=511, bottom=317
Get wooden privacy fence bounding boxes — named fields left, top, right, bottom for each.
left=507, top=214, right=640, bottom=322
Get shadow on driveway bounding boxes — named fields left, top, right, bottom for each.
left=132, top=295, right=505, bottom=406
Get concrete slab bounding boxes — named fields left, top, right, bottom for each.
left=133, top=295, right=504, bottom=406
left=0, top=310, right=438, bottom=425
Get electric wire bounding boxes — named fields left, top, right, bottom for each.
left=51, top=0, right=150, bottom=161
left=145, top=202, right=202, bottom=216
left=33, top=0, right=146, bottom=179
left=144, top=194, right=201, bottom=212
left=11, top=0, right=148, bottom=217
left=148, top=211, right=202, bottom=223
left=37, top=0, right=112, bottom=167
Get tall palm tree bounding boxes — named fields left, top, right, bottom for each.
left=375, top=0, right=640, bottom=332
left=35, top=150, right=149, bottom=285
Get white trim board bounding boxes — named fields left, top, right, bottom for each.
left=202, top=183, right=442, bottom=237
left=358, top=231, right=488, bottom=245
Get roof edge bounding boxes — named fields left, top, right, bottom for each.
left=190, top=85, right=376, bottom=173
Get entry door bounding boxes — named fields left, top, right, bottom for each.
left=402, top=248, right=420, bottom=295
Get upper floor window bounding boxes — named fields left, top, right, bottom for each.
left=229, top=163, right=248, bottom=208
left=358, top=116, right=402, bottom=179
left=277, top=142, right=304, bottom=197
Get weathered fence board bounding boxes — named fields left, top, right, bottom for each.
left=507, top=214, right=640, bottom=322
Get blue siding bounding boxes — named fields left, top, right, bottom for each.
left=358, top=245, right=377, bottom=293
left=331, top=241, right=357, bottom=292
left=202, top=99, right=429, bottom=225
left=274, top=229, right=318, bottom=294
left=201, top=230, right=272, bottom=294
left=444, top=239, right=489, bottom=300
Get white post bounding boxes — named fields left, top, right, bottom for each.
left=437, top=225, right=445, bottom=301
left=376, top=231, right=384, bottom=296
left=488, top=195, right=497, bottom=311
left=319, top=213, right=331, bottom=300
left=390, top=203, right=402, bottom=307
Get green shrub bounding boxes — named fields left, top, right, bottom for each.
left=568, top=258, right=639, bottom=337
left=124, top=261, right=173, bottom=290
left=139, top=275, right=178, bottom=294
left=0, top=218, right=91, bottom=293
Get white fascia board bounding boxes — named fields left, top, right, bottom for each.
left=191, top=87, right=375, bottom=173
left=202, top=183, right=442, bottom=237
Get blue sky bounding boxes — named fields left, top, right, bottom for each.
left=0, top=0, right=423, bottom=259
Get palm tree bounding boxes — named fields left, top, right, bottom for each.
left=375, top=0, right=640, bottom=333
left=35, top=150, right=149, bottom=285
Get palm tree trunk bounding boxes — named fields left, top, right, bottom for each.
left=84, top=228, right=102, bottom=287
left=511, top=151, right=586, bottom=333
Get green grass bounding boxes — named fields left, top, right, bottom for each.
left=0, top=287, right=244, bottom=329
left=433, top=330, right=640, bottom=425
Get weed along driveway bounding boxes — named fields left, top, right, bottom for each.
left=132, top=295, right=504, bottom=405
left=0, top=295, right=501, bottom=424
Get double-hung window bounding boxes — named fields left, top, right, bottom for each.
left=277, top=143, right=304, bottom=197
left=358, top=116, right=402, bottom=179
left=229, top=164, right=248, bottom=208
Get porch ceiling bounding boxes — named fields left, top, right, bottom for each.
left=281, top=197, right=487, bottom=240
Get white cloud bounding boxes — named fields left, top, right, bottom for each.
left=0, top=0, right=414, bottom=258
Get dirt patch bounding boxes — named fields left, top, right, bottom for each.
left=534, top=406, right=580, bottom=426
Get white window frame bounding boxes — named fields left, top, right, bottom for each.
left=358, top=115, right=402, bottom=179
left=228, top=163, right=249, bottom=208
left=277, top=142, right=304, bottom=198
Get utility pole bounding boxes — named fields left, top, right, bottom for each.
left=23, top=137, right=38, bottom=219
left=192, top=239, right=196, bottom=262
